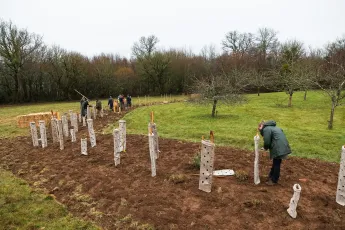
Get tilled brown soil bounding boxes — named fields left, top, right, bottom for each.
left=0, top=112, right=345, bottom=230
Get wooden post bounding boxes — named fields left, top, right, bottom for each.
left=148, top=131, right=157, bottom=177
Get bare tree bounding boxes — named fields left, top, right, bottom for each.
left=222, top=31, right=254, bottom=56
left=256, top=28, right=279, bottom=62
left=132, top=35, right=159, bottom=59
left=191, top=68, right=251, bottom=117
left=0, top=20, right=43, bottom=102
left=312, top=37, right=345, bottom=129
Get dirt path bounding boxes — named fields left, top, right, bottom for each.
left=0, top=111, right=344, bottom=229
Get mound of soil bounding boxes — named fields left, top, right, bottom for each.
left=0, top=111, right=344, bottom=229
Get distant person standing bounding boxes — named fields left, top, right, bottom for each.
left=80, top=96, right=85, bottom=116
left=108, top=96, right=114, bottom=111
left=81, top=99, right=89, bottom=117
left=119, top=95, right=124, bottom=110
left=127, top=95, right=132, bottom=108
left=258, top=120, right=291, bottom=185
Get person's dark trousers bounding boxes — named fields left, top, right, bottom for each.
left=269, top=158, right=282, bottom=183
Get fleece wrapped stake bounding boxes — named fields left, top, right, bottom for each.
left=81, top=138, right=88, bottom=155
left=199, top=140, right=215, bottom=193
left=61, top=115, right=69, bottom=137
left=148, top=123, right=159, bottom=159
left=119, top=120, right=126, bottom=152
left=57, top=119, right=64, bottom=150
left=51, top=118, right=58, bottom=143
left=254, top=134, right=260, bottom=185
left=336, top=145, right=345, bottom=206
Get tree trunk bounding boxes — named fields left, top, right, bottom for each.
left=304, top=90, right=307, bottom=101
left=211, top=99, right=218, bottom=117
left=328, top=98, right=336, bottom=130
left=257, top=86, right=260, bottom=96
left=288, top=93, right=293, bottom=107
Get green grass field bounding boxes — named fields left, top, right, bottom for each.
left=0, top=95, right=186, bottom=139
left=0, top=170, right=98, bottom=230
left=119, top=91, right=345, bottom=162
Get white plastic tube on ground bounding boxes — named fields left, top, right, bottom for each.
left=287, top=184, right=302, bottom=218
left=336, top=145, right=345, bottom=206
left=254, top=135, right=260, bottom=185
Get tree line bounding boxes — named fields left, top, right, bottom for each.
left=0, top=19, right=344, bottom=128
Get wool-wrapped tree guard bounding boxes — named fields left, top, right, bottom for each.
left=82, top=116, right=86, bottom=127
left=254, top=134, right=260, bottom=185
left=87, top=119, right=96, bottom=147
left=113, top=129, right=121, bottom=166
left=39, top=120, right=47, bottom=148
left=287, top=184, right=302, bottom=218
left=336, top=146, right=345, bottom=206
left=78, top=113, right=82, bottom=123
left=29, top=122, right=39, bottom=147
left=199, top=139, right=215, bottom=193
left=119, top=120, right=126, bottom=152
left=92, top=106, right=96, bottom=119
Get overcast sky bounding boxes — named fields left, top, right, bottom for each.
left=1, top=0, right=344, bottom=58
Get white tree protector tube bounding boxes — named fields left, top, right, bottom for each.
left=287, top=184, right=302, bottom=218
left=61, top=115, right=69, bottom=137
left=39, top=120, right=47, bottom=148
left=87, top=119, right=96, bottom=147
left=57, top=119, right=64, bottom=150
left=82, top=116, right=86, bottom=127
left=119, top=120, right=126, bottom=152
left=254, top=134, right=260, bottom=185
left=70, top=128, right=76, bottom=142
left=51, top=118, right=58, bottom=143
left=336, top=146, right=345, bottom=206
left=92, top=106, right=96, bottom=119
left=199, top=140, right=215, bottom=193
left=71, top=113, right=78, bottom=132
left=113, top=129, right=121, bottom=166
left=148, top=132, right=157, bottom=177
left=78, top=113, right=82, bottom=123
left=87, top=106, right=91, bottom=120
left=148, top=123, right=159, bottom=159
left=30, top=122, right=39, bottom=147
left=81, top=138, right=88, bottom=155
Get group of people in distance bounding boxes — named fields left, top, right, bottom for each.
left=79, top=94, right=132, bottom=118
left=107, top=94, right=132, bottom=112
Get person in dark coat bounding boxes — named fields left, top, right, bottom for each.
left=258, top=120, right=291, bottom=185
left=127, top=95, right=132, bottom=108
left=108, top=96, right=114, bottom=111
left=81, top=100, right=89, bottom=117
